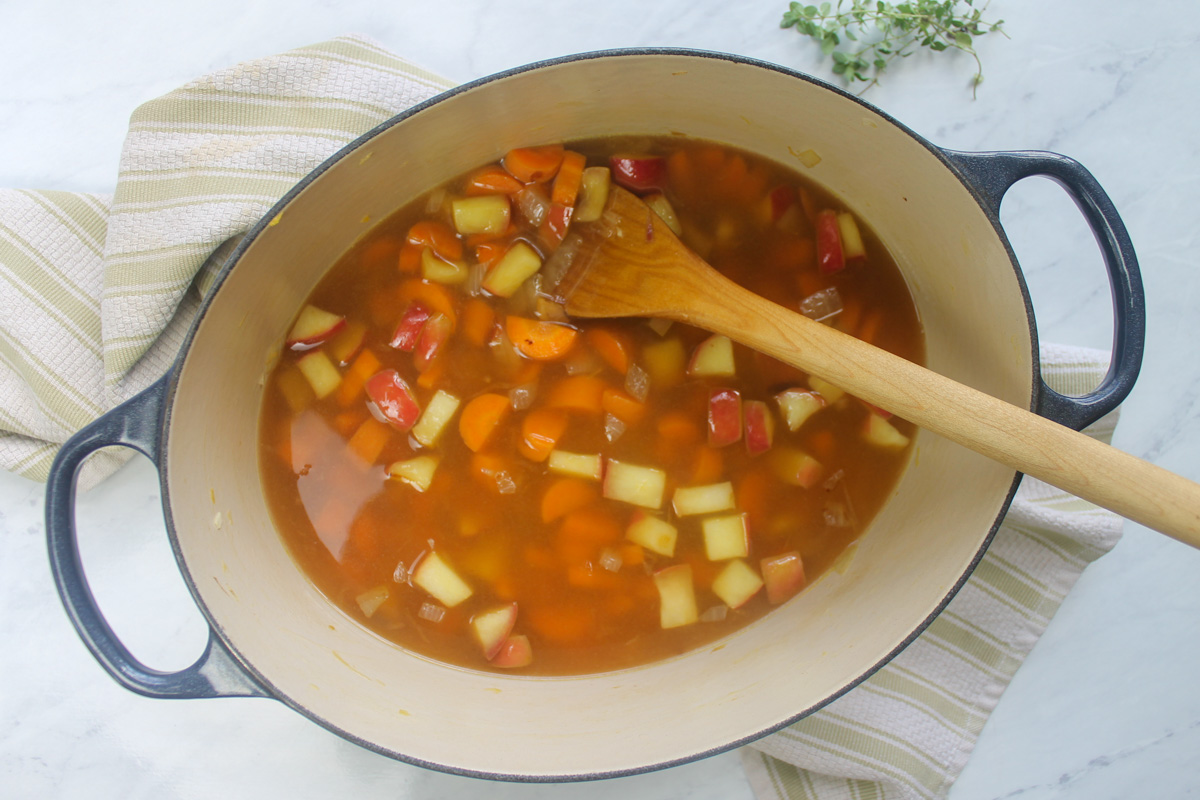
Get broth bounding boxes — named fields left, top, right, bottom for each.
left=258, top=137, right=923, bottom=675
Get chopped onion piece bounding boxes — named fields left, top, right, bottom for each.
left=625, top=363, right=650, bottom=402
left=564, top=346, right=602, bottom=375
left=604, top=413, right=626, bottom=442
left=494, top=471, right=518, bottom=495
left=424, top=187, right=447, bottom=214
left=465, top=262, right=486, bottom=297
left=516, top=187, right=550, bottom=227
left=599, top=548, right=624, bottom=573
left=393, top=561, right=411, bottom=584
left=418, top=602, right=446, bottom=623
left=822, top=468, right=846, bottom=491
left=509, top=383, right=537, bottom=410
left=699, top=605, right=729, bottom=623
left=799, top=287, right=844, bottom=323
left=824, top=502, right=851, bottom=527
left=356, top=586, right=390, bottom=618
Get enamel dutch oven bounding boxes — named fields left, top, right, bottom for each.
left=45, top=49, right=1144, bottom=780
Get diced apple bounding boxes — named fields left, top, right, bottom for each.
left=276, top=366, right=314, bottom=412
left=808, top=375, right=846, bottom=404
left=743, top=400, right=776, bottom=456
left=602, top=459, right=666, bottom=509
left=390, top=301, right=431, bottom=351
left=625, top=510, right=679, bottom=557
left=482, top=241, right=542, bottom=298
left=864, top=412, right=911, bottom=450
left=711, top=559, right=764, bottom=609
left=452, top=195, right=511, bottom=235
left=708, top=388, right=742, bottom=447
left=574, top=166, right=611, bottom=223
left=414, top=312, right=453, bottom=372
left=412, top=389, right=461, bottom=447
left=653, top=564, right=698, bottom=629
left=388, top=455, right=440, bottom=492
left=646, top=317, right=673, bottom=337
left=355, top=585, right=390, bottom=618
left=412, top=551, right=473, bottom=608
left=837, top=212, right=866, bottom=264
left=766, top=185, right=795, bottom=224
left=327, top=319, right=367, bottom=366
left=296, top=350, right=341, bottom=399
left=687, top=334, right=737, bottom=378
left=547, top=450, right=603, bottom=481
left=642, top=337, right=686, bottom=388
left=286, top=304, right=346, bottom=348
left=816, top=209, right=845, bottom=274
left=491, top=634, right=533, bottom=668
left=471, top=602, right=518, bottom=660
left=365, top=369, right=421, bottom=430
left=644, top=192, right=682, bottom=236
left=770, top=447, right=824, bottom=489
left=775, top=389, right=827, bottom=432
left=702, top=513, right=749, bottom=561
left=609, top=154, right=667, bottom=195
left=421, top=247, right=469, bottom=285
left=761, top=551, right=807, bottom=604
left=673, top=481, right=736, bottom=516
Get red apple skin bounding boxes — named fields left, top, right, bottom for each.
left=414, top=312, right=453, bottom=371
left=473, top=602, right=518, bottom=661
left=743, top=400, right=774, bottom=456
left=609, top=155, right=667, bottom=195
left=768, top=185, right=795, bottom=223
left=365, top=369, right=421, bottom=431
left=286, top=306, right=346, bottom=348
left=491, top=635, right=533, bottom=668
left=390, top=301, right=431, bottom=351
left=762, top=551, right=807, bottom=605
left=815, top=210, right=845, bottom=274
left=708, top=388, right=743, bottom=447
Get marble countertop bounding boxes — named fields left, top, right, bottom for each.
left=3, top=1, right=1199, bottom=797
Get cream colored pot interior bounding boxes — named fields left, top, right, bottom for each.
left=165, top=53, right=1032, bottom=778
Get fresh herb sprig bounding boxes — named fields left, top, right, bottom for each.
left=780, top=0, right=1006, bottom=96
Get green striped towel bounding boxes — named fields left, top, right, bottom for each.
left=0, top=34, right=452, bottom=488
left=743, top=343, right=1122, bottom=799
left=0, top=36, right=1123, bottom=798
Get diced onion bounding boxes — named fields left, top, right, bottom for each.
left=822, top=469, right=845, bottom=491
left=699, top=605, right=728, bottom=623
left=799, top=287, right=844, bottom=323
left=424, top=187, right=447, bottom=214
left=494, top=471, right=518, bottom=495
left=465, top=262, right=486, bottom=297
left=824, top=502, right=851, bottom=527
left=564, top=347, right=602, bottom=375
left=418, top=602, right=446, bottom=623
left=393, top=561, right=411, bottom=584
left=599, top=548, right=623, bottom=573
left=625, top=363, right=650, bottom=402
left=509, top=383, right=537, bottom=410
left=516, top=188, right=549, bottom=227
left=604, top=413, right=626, bottom=443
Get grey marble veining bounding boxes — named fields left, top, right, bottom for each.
left=3, top=1, right=1199, bottom=798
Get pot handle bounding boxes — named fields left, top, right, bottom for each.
left=941, top=149, right=1146, bottom=431
left=45, top=375, right=268, bottom=700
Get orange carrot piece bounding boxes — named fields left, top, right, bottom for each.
left=523, top=544, right=557, bottom=570
left=336, top=349, right=382, bottom=407
left=407, top=219, right=463, bottom=261
left=546, top=375, right=607, bottom=415
left=689, top=445, right=724, bottom=484
left=398, top=279, right=458, bottom=328
left=550, top=150, right=587, bottom=207
left=519, top=408, right=568, bottom=462
left=619, top=542, right=645, bottom=567
left=461, top=298, right=496, bottom=347
left=333, top=411, right=360, bottom=437
left=528, top=603, right=592, bottom=645
left=857, top=311, right=883, bottom=346
left=585, top=326, right=632, bottom=374
left=415, top=354, right=447, bottom=390
left=463, top=165, right=524, bottom=196
left=656, top=410, right=702, bottom=444
left=360, top=233, right=402, bottom=272
left=506, top=316, right=579, bottom=361
left=470, top=451, right=517, bottom=493
left=502, top=144, right=565, bottom=184
left=346, top=417, right=391, bottom=464
left=458, top=393, right=511, bottom=453
left=559, top=507, right=622, bottom=545
left=540, top=477, right=600, bottom=523
left=397, top=243, right=422, bottom=273
left=566, top=563, right=619, bottom=590
left=600, top=388, right=646, bottom=425
left=736, top=467, right=773, bottom=533
left=808, top=429, right=836, bottom=461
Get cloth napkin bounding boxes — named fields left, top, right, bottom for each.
left=0, top=35, right=1124, bottom=799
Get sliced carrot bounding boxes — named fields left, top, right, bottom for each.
left=463, top=165, right=524, bottom=196
left=546, top=375, right=607, bottom=415
left=407, top=219, right=463, bottom=261
left=458, top=393, right=511, bottom=453
left=398, top=243, right=422, bottom=273
left=506, top=316, right=579, bottom=361
left=688, top=445, right=724, bottom=484
left=336, top=349, right=382, bottom=407
left=585, top=326, right=632, bottom=374
left=666, top=148, right=696, bottom=196
left=346, top=417, right=391, bottom=464
left=461, top=298, right=496, bottom=347
left=600, top=388, right=646, bottom=425
left=550, top=150, right=587, bottom=207
left=807, top=428, right=836, bottom=461
left=528, top=603, right=592, bottom=645
left=415, top=354, right=447, bottom=390
left=502, top=144, right=565, bottom=184
left=359, top=233, right=402, bottom=272
left=559, top=507, right=622, bottom=545
left=523, top=544, right=557, bottom=570
left=397, top=279, right=458, bottom=328
left=474, top=240, right=508, bottom=268
left=566, top=563, right=619, bottom=590
left=656, top=410, right=702, bottom=444
left=518, top=408, right=568, bottom=462
left=333, top=411, right=360, bottom=437
left=857, top=311, right=883, bottom=346
left=470, top=451, right=518, bottom=493
left=619, top=542, right=645, bottom=567
left=736, top=467, right=772, bottom=533
left=540, top=477, right=600, bottom=523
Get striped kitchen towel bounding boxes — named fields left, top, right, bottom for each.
left=1, top=36, right=1125, bottom=799
left=0, top=34, right=452, bottom=488
left=742, top=342, right=1123, bottom=799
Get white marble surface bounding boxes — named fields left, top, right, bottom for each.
left=3, top=1, right=1199, bottom=798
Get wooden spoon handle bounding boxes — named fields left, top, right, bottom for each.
left=677, top=260, right=1200, bottom=550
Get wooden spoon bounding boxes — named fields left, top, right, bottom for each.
left=549, top=185, right=1200, bottom=550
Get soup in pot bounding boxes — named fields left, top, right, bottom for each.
left=258, top=137, right=923, bottom=675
